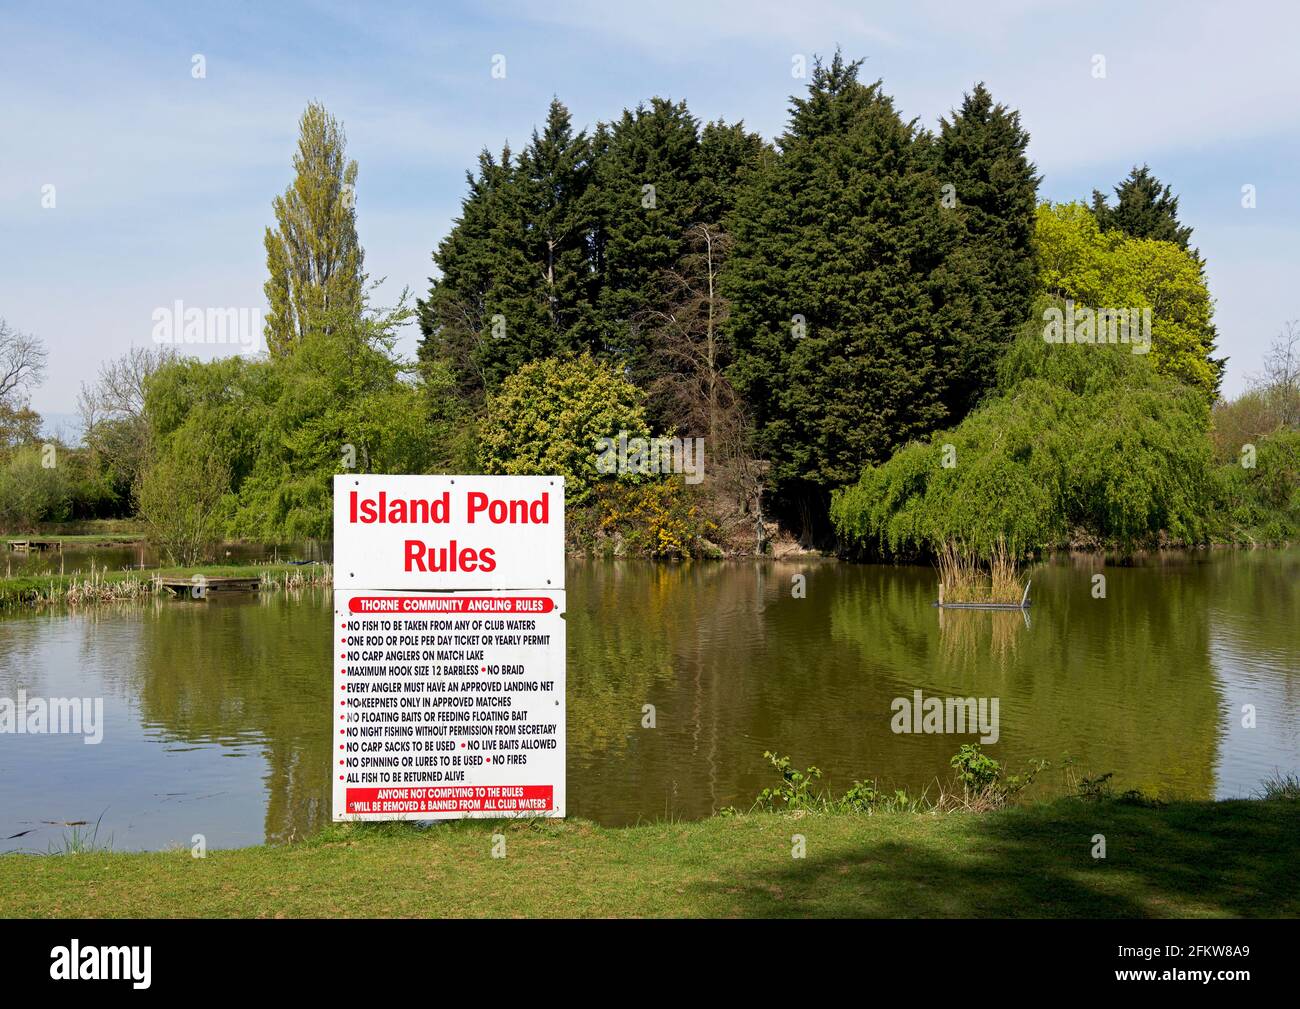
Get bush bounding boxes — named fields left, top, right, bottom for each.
left=135, top=437, right=231, bottom=565
left=0, top=446, right=71, bottom=530
left=1211, top=428, right=1300, bottom=542
left=591, top=478, right=713, bottom=558
left=479, top=354, right=650, bottom=507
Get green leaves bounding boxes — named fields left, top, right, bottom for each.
left=831, top=324, right=1217, bottom=559
left=478, top=354, right=649, bottom=507
left=1034, top=203, right=1222, bottom=399
left=263, top=103, right=365, bottom=356
left=727, top=63, right=1037, bottom=524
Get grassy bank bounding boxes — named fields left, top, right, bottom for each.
left=2, top=797, right=1297, bottom=918
left=0, top=561, right=331, bottom=609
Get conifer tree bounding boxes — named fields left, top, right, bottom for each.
left=416, top=146, right=515, bottom=397
left=593, top=98, right=702, bottom=379
left=1091, top=164, right=1194, bottom=250
left=724, top=53, right=973, bottom=535
left=933, top=83, right=1040, bottom=413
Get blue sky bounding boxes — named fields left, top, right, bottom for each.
left=3, top=0, right=1298, bottom=432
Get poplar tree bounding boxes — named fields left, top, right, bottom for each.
left=263, top=102, right=365, bottom=356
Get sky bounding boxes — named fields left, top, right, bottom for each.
left=3, top=0, right=1298, bottom=436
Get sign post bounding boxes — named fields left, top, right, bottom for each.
left=332, top=475, right=565, bottom=821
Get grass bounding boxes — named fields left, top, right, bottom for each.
left=1257, top=771, right=1300, bottom=801
left=1, top=797, right=1297, bottom=918
left=935, top=537, right=1028, bottom=606
left=0, top=560, right=332, bottom=609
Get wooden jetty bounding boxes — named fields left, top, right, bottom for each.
left=159, top=575, right=262, bottom=598
left=934, top=580, right=1032, bottom=611
left=7, top=539, right=61, bottom=553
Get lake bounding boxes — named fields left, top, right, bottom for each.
left=1, top=550, right=1297, bottom=851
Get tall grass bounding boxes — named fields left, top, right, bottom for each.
left=935, top=537, right=1026, bottom=604
left=0, top=560, right=333, bottom=609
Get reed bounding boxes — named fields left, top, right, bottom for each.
left=935, top=536, right=1025, bottom=605
left=0, top=561, right=333, bottom=610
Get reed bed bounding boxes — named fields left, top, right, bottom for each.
left=0, top=560, right=333, bottom=610
left=935, top=537, right=1026, bottom=605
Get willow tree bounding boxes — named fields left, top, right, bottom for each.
left=263, top=102, right=365, bottom=356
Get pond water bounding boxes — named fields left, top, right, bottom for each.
left=1, top=550, right=1297, bottom=851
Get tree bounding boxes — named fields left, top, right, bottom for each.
left=417, top=145, right=516, bottom=399
left=77, top=346, right=177, bottom=509
left=696, top=119, right=768, bottom=227
left=263, top=102, right=365, bottom=356
left=1036, top=202, right=1223, bottom=398
left=0, top=404, right=41, bottom=450
left=0, top=319, right=46, bottom=409
left=932, top=83, right=1040, bottom=414
left=637, top=223, right=766, bottom=548
left=478, top=354, right=649, bottom=507
left=233, top=294, right=434, bottom=541
left=1250, top=320, right=1300, bottom=429
left=1091, top=164, right=1194, bottom=250
left=831, top=321, right=1217, bottom=559
left=592, top=98, right=702, bottom=379
left=476, top=100, right=602, bottom=388
left=0, top=446, right=70, bottom=531
left=725, top=53, right=975, bottom=537
left=135, top=436, right=231, bottom=565
left=639, top=224, right=737, bottom=441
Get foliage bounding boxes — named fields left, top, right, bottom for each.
left=1035, top=202, right=1222, bottom=398
left=232, top=298, right=433, bottom=541
left=478, top=354, right=649, bottom=507
left=1090, top=164, right=1194, bottom=250
left=752, top=751, right=825, bottom=812
left=831, top=321, right=1217, bottom=559
left=141, top=294, right=433, bottom=542
left=593, top=477, right=710, bottom=558
left=417, top=98, right=765, bottom=402
left=77, top=347, right=176, bottom=514
left=263, top=103, right=365, bottom=356
left=725, top=55, right=1030, bottom=530
left=931, top=82, right=1041, bottom=414
left=0, top=446, right=71, bottom=530
left=134, top=435, right=231, bottom=565
left=419, top=101, right=602, bottom=395
left=950, top=744, right=1046, bottom=808
left=1211, top=428, right=1300, bottom=543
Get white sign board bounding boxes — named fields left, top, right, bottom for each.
left=334, top=474, right=564, bottom=591
left=333, top=475, right=565, bottom=821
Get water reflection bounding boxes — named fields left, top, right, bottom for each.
left=0, top=551, right=1296, bottom=850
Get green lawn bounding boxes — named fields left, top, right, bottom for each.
left=3, top=798, right=1296, bottom=918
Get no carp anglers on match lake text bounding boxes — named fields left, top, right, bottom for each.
left=332, top=474, right=566, bottom=821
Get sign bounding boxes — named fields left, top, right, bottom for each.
left=334, top=474, right=564, bottom=591
left=333, top=475, right=565, bottom=821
